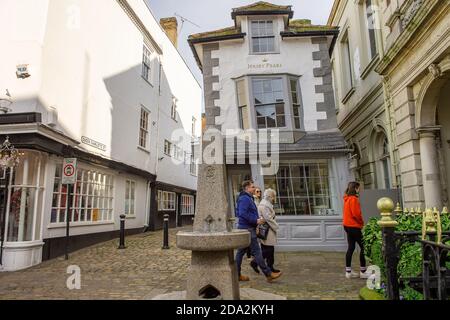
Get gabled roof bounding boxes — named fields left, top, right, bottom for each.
left=189, top=26, right=244, bottom=41
left=282, top=19, right=339, bottom=36
left=231, top=1, right=293, bottom=19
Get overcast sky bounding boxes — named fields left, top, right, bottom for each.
left=147, top=0, right=334, bottom=85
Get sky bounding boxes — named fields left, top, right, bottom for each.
left=147, top=0, right=335, bottom=85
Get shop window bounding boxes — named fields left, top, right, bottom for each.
left=158, top=191, right=176, bottom=211
left=51, top=167, right=114, bottom=224
left=5, top=150, right=45, bottom=242
left=263, top=160, right=337, bottom=216
left=181, top=194, right=195, bottom=215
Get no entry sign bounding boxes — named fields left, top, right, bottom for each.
left=62, top=158, right=77, bottom=185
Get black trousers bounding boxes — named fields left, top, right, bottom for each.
left=261, top=244, right=275, bottom=269
left=344, top=226, right=366, bottom=269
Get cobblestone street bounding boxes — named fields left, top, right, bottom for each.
left=0, top=228, right=365, bottom=300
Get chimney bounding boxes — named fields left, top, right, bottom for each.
left=160, top=17, right=178, bottom=48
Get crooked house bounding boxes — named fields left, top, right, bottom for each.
left=189, top=2, right=352, bottom=251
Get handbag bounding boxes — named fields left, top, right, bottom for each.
left=256, top=222, right=270, bottom=240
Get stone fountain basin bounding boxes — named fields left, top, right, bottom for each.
left=177, top=230, right=250, bottom=251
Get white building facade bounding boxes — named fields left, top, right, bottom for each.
left=189, top=2, right=353, bottom=251
left=0, top=0, right=201, bottom=271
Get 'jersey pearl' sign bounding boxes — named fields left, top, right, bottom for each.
left=248, top=63, right=282, bottom=69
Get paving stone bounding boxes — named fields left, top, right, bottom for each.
left=0, top=227, right=363, bottom=300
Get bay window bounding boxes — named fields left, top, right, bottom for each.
left=4, top=151, right=45, bottom=242
left=236, top=79, right=250, bottom=130
left=290, top=78, right=302, bottom=129
left=51, top=167, right=114, bottom=224
left=253, top=78, right=286, bottom=129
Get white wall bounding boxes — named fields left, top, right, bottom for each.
left=128, top=0, right=202, bottom=191
left=213, top=16, right=327, bottom=133
left=1, top=0, right=202, bottom=192
left=330, top=0, right=385, bottom=126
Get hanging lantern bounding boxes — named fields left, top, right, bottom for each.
left=0, top=136, right=23, bottom=169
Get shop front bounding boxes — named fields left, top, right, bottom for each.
left=226, top=133, right=351, bottom=251
left=0, top=149, right=47, bottom=271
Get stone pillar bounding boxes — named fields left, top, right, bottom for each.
left=418, top=127, right=442, bottom=208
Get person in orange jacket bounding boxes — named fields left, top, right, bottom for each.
left=343, top=182, right=369, bottom=279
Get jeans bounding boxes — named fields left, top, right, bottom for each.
left=344, top=226, right=366, bottom=269
left=236, top=228, right=272, bottom=276
left=261, top=244, right=275, bottom=270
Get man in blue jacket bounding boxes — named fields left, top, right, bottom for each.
left=235, top=180, right=282, bottom=282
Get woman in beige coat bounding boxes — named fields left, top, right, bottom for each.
left=257, top=188, right=280, bottom=273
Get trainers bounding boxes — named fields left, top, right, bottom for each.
left=359, top=271, right=371, bottom=279
left=239, top=275, right=250, bottom=282
left=266, top=271, right=282, bottom=283
left=345, top=271, right=359, bottom=279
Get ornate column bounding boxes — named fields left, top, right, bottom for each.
left=417, top=127, right=442, bottom=208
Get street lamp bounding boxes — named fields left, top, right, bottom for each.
left=0, top=136, right=23, bottom=265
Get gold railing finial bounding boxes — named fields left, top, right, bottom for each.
left=416, top=207, right=422, bottom=216
left=377, top=197, right=398, bottom=227
left=422, top=208, right=438, bottom=241
left=394, top=203, right=403, bottom=216
left=434, top=207, right=442, bottom=245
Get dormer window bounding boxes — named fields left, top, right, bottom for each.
left=250, top=20, right=275, bottom=54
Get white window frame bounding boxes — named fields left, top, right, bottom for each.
left=236, top=79, right=250, bottom=130
left=289, top=77, right=302, bottom=129
left=249, top=19, right=276, bottom=54
left=190, top=144, right=197, bottom=176
left=142, top=45, right=153, bottom=84
left=164, top=140, right=172, bottom=157
left=181, top=194, right=195, bottom=215
left=51, top=167, right=114, bottom=225
left=139, top=107, right=150, bottom=149
left=192, top=117, right=197, bottom=137
left=340, top=29, right=354, bottom=101
left=125, top=180, right=136, bottom=216
left=363, top=0, right=379, bottom=61
left=158, top=190, right=176, bottom=211
left=252, top=77, right=287, bottom=129
left=173, top=145, right=182, bottom=161
left=171, top=97, right=177, bottom=121
left=262, top=160, right=336, bottom=216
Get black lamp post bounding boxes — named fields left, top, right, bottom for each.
left=0, top=136, right=23, bottom=266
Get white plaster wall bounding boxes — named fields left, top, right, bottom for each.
left=0, top=0, right=50, bottom=113
left=1, top=0, right=201, bottom=192
left=214, top=16, right=327, bottom=132
left=129, top=0, right=202, bottom=191
left=330, top=0, right=385, bottom=127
